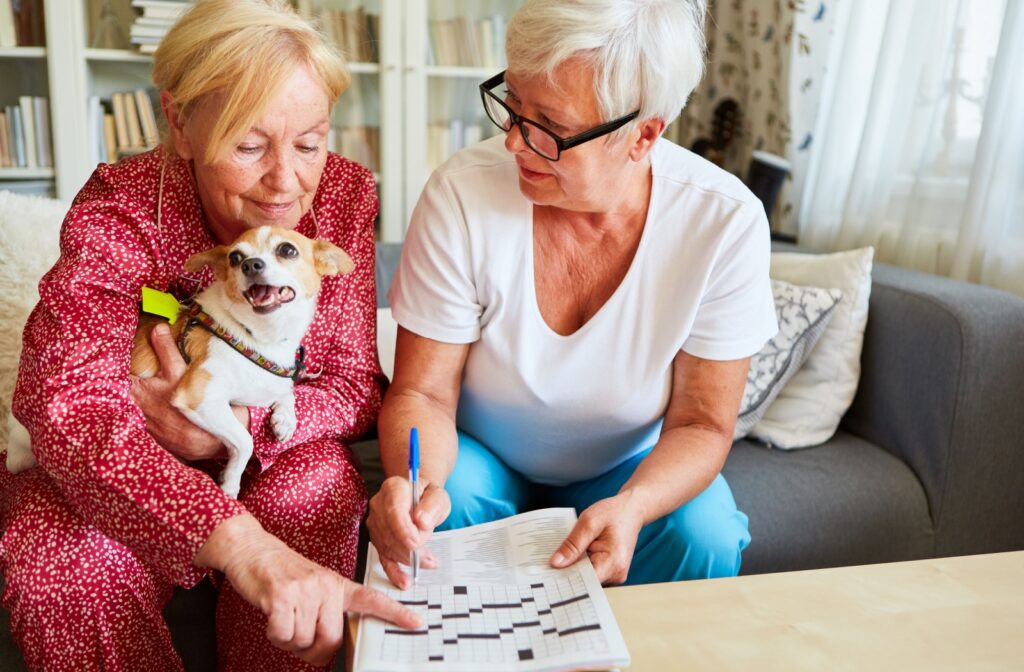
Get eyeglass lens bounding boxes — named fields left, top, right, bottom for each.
left=483, top=93, right=559, bottom=160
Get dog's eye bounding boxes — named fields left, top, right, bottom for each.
left=228, top=251, right=245, bottom=267
left=276, top=243, right=299, bottom=259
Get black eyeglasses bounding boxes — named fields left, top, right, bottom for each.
left=479, top=71, right=640, bottom=161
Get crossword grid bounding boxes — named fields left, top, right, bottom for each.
left=379, top=574, right=610, bottom=664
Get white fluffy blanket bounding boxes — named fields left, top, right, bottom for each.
left=0, top=191, right=66, bottom=451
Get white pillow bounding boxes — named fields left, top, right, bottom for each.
left=734, top=279, right=842, bottom=440
left=750, top=247, right=874, bottom=448
left=376, top=307, right=398, bottom=382
left=0, top=192, right=66, bottom=453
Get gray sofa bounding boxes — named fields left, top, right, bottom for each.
left=2, top=244, right=1022, bottom=670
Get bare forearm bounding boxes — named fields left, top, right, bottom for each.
left=618, top=425, right=732, bottom=525
left=194, top=513, right=267, bottom=572
left=378, top=388, right=459, bottom=485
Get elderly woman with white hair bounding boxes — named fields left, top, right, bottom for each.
left=368, top=0, right=777, bottom=589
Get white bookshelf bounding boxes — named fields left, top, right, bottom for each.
left=0, top=0, right=521, bottom=241
left=0, top=167, right=54, bottom=178
left=0, top=46, right=46, bottom=58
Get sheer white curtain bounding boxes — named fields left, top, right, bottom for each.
left=798, top=0, right=1024, bottom=296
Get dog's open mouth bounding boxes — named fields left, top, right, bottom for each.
left=243, top=285, right=296, bottom=314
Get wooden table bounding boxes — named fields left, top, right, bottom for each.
left=346, top=552, right=1024, bottom=670
left=605, top=551, right=1024, bottom=670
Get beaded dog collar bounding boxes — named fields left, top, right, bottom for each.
left=176, top=301, right=306, bottom=381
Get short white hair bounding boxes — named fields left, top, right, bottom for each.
left=505, top=0, right=707, bottom=130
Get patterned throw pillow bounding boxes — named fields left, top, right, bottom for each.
left=734, top=279, right=843, bottom=440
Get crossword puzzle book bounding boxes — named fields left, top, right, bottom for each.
left=353, top=508, right=631, bottom=672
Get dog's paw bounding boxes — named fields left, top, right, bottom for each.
left=220, top=480, right=241, bottom=499
left=5, top=447, right=37, bottom=475
left=5, top=417, right=38, bottom=474
left=271, top=402, right=297, bottom=442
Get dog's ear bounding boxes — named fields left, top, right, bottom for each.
left=184, top=246, right=228, bottom=279
left=313, top=240, right=355, bottom=277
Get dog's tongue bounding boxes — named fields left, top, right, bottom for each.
left=248, top=284, right=280, bottom=305
left=246, top=284, right=297, bottom=313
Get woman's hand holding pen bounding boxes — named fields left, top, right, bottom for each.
left=367, top=476, right=449, bottom=588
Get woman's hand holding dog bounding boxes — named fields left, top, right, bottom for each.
left=196, top=514, right=422, bottom=666
left=366, top=475, right=448, bottom=589
left=130, top=323, right=248, bottom=461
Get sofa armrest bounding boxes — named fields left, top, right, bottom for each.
left=841, top=264, right=1024, bottom=556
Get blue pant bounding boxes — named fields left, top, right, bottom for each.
left=437, top=431, right=752, bottom=585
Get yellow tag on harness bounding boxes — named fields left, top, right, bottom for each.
left=141, top=287, right=182, bottom=325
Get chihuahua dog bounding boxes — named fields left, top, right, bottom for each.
left=6, top=225, right=353, bottom=498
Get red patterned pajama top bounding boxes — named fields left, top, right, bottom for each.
left=9, top=148, right=384, bottom=586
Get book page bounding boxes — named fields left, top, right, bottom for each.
left=354, top=508, right=630, bottom=672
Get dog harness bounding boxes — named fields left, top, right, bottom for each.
left=176, top=301, right=307, bottom=381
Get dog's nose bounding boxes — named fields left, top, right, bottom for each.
left=241, top=257, right=266, bottom=277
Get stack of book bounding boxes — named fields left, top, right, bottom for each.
left=88, top=90, right=161, bottom=166
left=0, top=0, right=45, bottom=47
left=426, top=120, right=489, bottom=173
left=0, top=97, right=53, bottom=169
left=330, top=125, right=379, bottom=173
left=317, top=6, right=379, bottom=63
left=427, top=15, right=507, bottom=68
left=129, top=0, right=192, bottom=54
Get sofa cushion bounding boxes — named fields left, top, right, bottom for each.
left=724, top=430, right=934, bottom=575
left=734, top=279, right=841, bottom=440
left=0, top=192, right=66, bottom=454
left=752, top=247, right=874, bottom=448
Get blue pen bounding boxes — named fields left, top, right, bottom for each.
left=409, top=427, right=420, bottom=585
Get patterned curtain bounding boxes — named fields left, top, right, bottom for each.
left=668, top=0, right=837, bottom=237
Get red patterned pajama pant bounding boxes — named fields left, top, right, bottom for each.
left=0, top=439, right=367, bottom=671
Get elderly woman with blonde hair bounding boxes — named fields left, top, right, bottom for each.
left=368, top=0, right=777, bottom=590
left=0, top=1, right=418, bottom=669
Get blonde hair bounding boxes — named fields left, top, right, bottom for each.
left=506, top=0, right=707, bottom=131
left=152, top=0, right=349, bottom=163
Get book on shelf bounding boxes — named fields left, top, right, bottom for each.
left=133, top=15, right=177, bottom=28
left=0, top=97, right=51, bottom=169
left=0, top=111, right=6, bottom=166
left=88, top=96, right=103, bottom=167
left=428, top=15, right=506, bottom=68
left=319, top=7, right=378, bottom=63
left=135, top=90, right=160, bottom=147
left=111, top=93, right=130, bottom=154
left=6, top=106, right=25, bottom=168
left=17, top=97, right=36, bottom=169
left=129, top=23, right=172, bottom=39
left=129, top=0, right=193, bottom=51
left=92, top=90, right=160, bottom=166
left=0, top=111, right=9, bottom=168
left=427, top=119, right=486, bottom=172
left=103, top=114, right=118, bottom=164
left=330, top=124, right=379, bottom=174
left=130, top=0, right=191, bottom=21
left=0, top=1, right=15, bottom=48
left=33, top=97, right=52, bottom=167
left=0, top=0, right=44, bottom=47
left=124, top=93, right=144, bottom=149
left=13, top=0, right=45, bottom=46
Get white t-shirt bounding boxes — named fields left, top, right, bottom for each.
left=389, top=136, right=777, bottom=485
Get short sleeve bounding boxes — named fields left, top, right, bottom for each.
left=682, top=203, right=778, bottom=360
left=388, top=172, right=481, bottom=343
